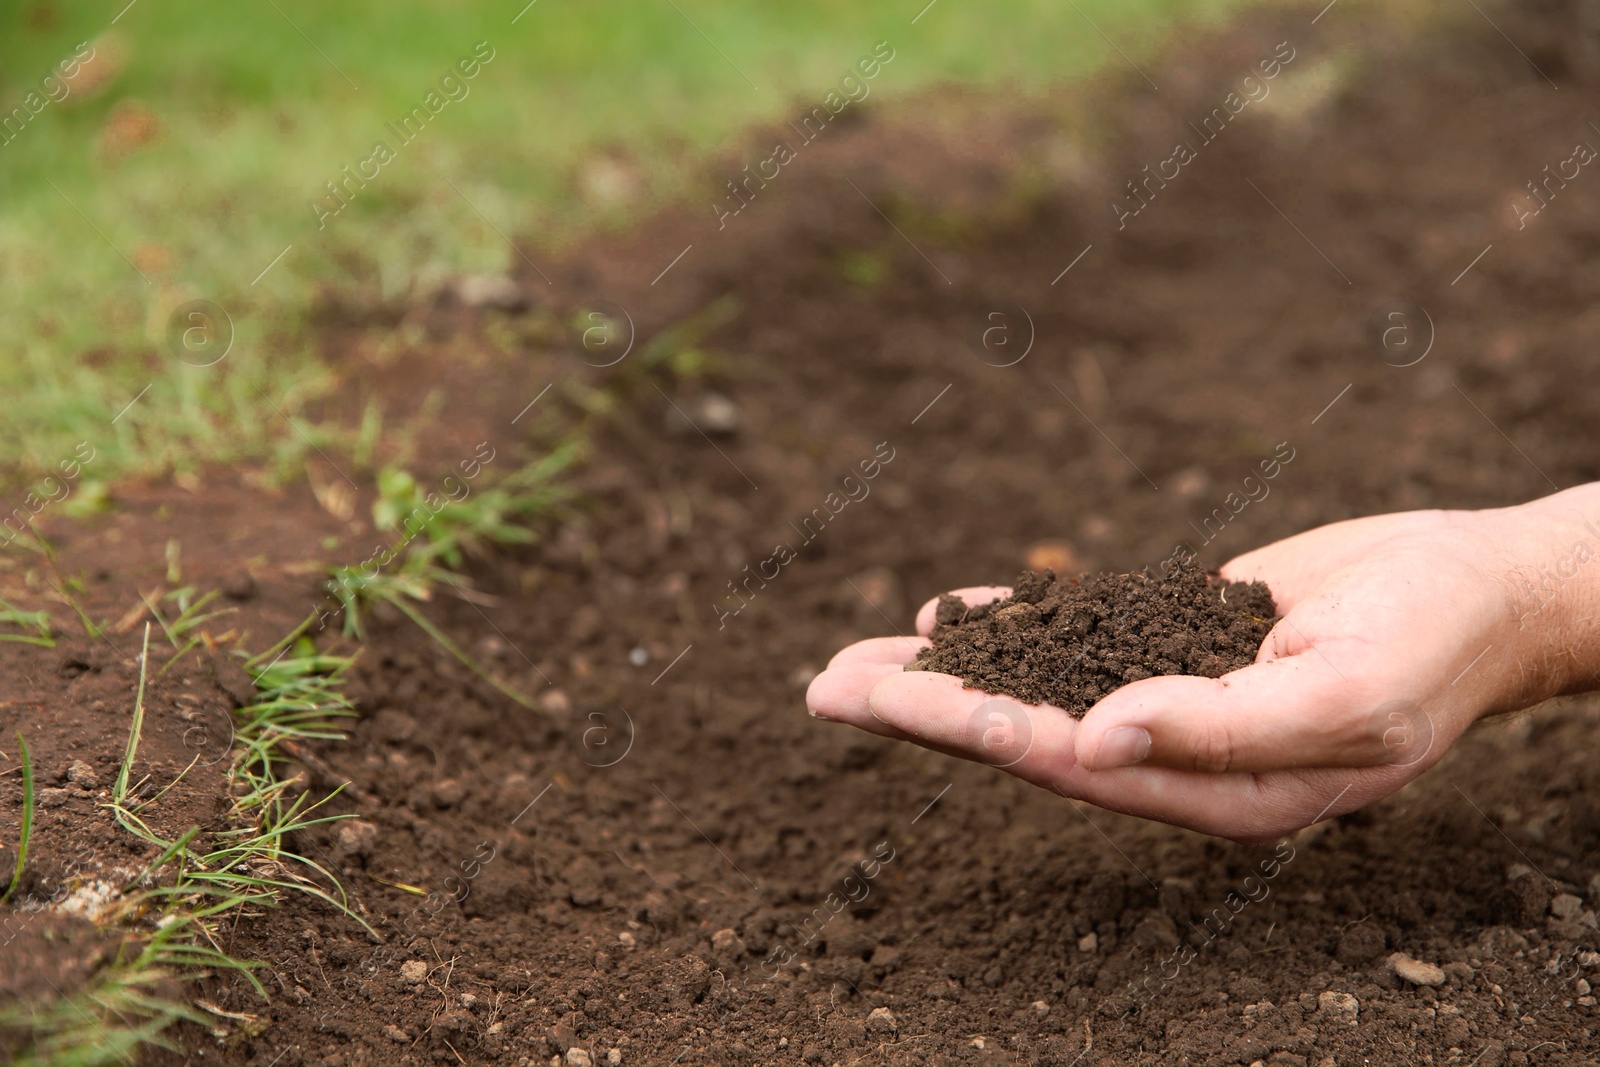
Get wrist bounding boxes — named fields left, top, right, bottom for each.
left=1488, top=485, right=1600, bottom=702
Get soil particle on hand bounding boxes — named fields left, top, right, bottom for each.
left=908, top=565, right=1277, bottom=715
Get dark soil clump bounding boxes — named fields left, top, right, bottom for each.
left=909, top=566, right=1277, bottom=714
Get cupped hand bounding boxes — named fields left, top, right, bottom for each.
left=806, top=497, right=1591, bottom=841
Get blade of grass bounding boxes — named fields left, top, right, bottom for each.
left=384, top=592, right=537, bottom=711
left=4, top=732, right=34, bottom=902
left=112, top=625, right=153, bottom=811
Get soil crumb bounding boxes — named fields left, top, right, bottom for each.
left=907, top=566, right=1277, bottom=715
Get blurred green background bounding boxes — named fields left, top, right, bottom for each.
left=0, top=0, right=1251, bottom=486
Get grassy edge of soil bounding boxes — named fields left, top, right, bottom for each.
left=0, top=620, right=366, bottom=1065
left=0, top=443, right=582, bottom=1065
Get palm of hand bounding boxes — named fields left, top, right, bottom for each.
left=807, top=510, right=1527, bottom=840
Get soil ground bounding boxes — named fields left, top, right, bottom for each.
left=6, top=2, right=1600, bottom=1065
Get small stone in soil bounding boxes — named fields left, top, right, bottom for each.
left=400, top=960, right=428, bottom=984
left=1388, top=953, right=1445, bottom=986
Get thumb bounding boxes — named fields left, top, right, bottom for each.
left=1073, top=653, right=1406, bottom=773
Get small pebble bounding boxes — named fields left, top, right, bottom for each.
left=566, top=1049, right=593, bottom=1067
left=1031, top=1000, right=1051, bottom=1015
left=865, top=1007, right=898, bottom=1035
left=1389, top=953, right=1446, bottom=987
left=384, top=1024, right=410, bottom=1042
left=432, top=778, right=467, bottom=807
left=400, top=960, right=428, bottom=984
left=696, top=392, right=740, bottom=435
left=628, top=647, right=649, bottom=667
left=1578, top=979, right=1592, bottom=996
left=1078, top=932, right=1098, bottom=953
left=606, top=1050, right=622, bottom=1067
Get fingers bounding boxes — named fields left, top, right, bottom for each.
left=807, top=661, right=917, bottom=738
left=807, top=656, right=989, bottom=756
left=866, top=671, right=1079, bottom=784
left=809, top=636, right=929, bottom=738
left=1073, top=650, right=1395, bottom=773
left=913, top=586, right=1012, bottom=636
left=826, top=636, right=928, bottom=670
left=863, top=669, right=1395, bottom=840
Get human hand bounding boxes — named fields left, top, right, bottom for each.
left=806, top=488, right=1600, bottom=840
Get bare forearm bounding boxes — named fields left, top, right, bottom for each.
left=1494, top=483, right=1600, bottom=702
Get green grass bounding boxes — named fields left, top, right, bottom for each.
left=0, top=0, right=1255, bottom=485
left=1, top=617, right=374, bottom=1064
left=3, top=733, right=35, bottom=903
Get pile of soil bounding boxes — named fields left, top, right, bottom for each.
left=909, top=567, right=1277, bottom=714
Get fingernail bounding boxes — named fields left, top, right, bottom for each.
left=1094, top=726, right=1151, bottom=769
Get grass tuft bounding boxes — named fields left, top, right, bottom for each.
left=7, top=596, right=378, bottom=1062
left=3, top=732, right=35, bottom=903
left=0, top=600, right=55, bottom=648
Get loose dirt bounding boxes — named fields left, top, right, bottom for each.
left=910, top=568, right=1277, bottom=714
left=6, top=2, right=1600, bottom=1065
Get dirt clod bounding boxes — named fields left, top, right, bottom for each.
left=1318, top=991, right=1360, bottom=1027
left=908, top=566, right=1276, bottom=714
left=1550, top=892, right=1584, bottom=919
left=64, top=760, right=98, bottom=789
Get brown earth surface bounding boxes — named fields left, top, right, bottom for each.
left=6, top=1, right=1600, bottom=1065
